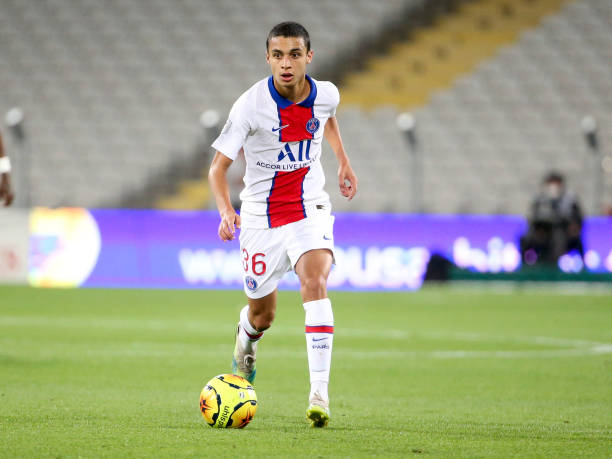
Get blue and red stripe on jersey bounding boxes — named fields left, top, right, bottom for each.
left=268, top=75, right=318, bottom=143
left=266, top=167, right=310, bottom=228
left=305, top=325, right=334, bottom=334
left=266, top=74, right=318, bottom=228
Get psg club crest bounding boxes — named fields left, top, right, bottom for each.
left=306, top=117, right=320, bottom=134
left=245, top=276, right=258, bottom=292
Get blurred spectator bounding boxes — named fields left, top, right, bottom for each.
left=0, top=131, right=15, bottom=206
left=520, top=172, right=584, bottom=266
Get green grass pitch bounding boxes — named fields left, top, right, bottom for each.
left=1, top=285, right=611, bottom=457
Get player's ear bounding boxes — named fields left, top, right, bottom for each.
left=306, top=49, right=313, bottom=64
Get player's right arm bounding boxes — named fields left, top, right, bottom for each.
left=209, top=89, right=253, bottom=241
left=0, top=132, right=15, bottom=207
left=208, top=151, right=241, bottom=242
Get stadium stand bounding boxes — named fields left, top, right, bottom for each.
left=0, top=0, right=610, bottom=215
left=332, top=0, right=612, bottom=215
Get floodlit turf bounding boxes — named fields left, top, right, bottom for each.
left=1, top=285, right=611, bottom=458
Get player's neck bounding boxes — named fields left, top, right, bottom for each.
left=274, top=76, right=310, bottom=104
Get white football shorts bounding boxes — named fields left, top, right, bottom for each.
left=239, top=210, right=335, bottom=299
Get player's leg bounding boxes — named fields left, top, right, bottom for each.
left=294, top=248, right=334, bottom=427
left=233, top=225, right=290, bottom=383
left=233, top=290, right=277, bottom=383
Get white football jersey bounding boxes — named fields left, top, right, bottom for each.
left=212, top=75, right=339, bottom=229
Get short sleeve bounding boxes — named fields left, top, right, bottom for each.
left=211, top=93, right=251, bottom=160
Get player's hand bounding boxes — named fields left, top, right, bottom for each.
left=218, top=210, right=241, bottom=242
left=338, top=162, right=358, bottom=201
left=0, top=173, right=14, bottom=207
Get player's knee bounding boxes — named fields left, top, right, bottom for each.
left=300, top=274, right=327, bottom=299
left=251, top=309, right=275, bottom=331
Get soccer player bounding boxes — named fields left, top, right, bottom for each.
left=208, top=21, right=357, bottom=427
left=0, top=131, right=15, bottom=207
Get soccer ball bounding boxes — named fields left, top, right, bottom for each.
left=199, top=374, right=258, bottom=428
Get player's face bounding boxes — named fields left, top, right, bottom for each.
left=266, top=36, right=313, bottom=91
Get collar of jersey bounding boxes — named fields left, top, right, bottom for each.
left=267, top=74, right=317, bottom=109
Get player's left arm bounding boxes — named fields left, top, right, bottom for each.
left=324, top=116, right=357, bottom=201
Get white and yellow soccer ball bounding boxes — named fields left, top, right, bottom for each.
left=199, top=374, right=258, bottom=428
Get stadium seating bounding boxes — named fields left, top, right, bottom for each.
left=332, top=0, right=612, bottom=215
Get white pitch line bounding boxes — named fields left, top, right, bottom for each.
left=329, top=328, right=612, bottom=350
left=1, top=318, right=609, bottom=348
left=0, top=316, right=213, bottom=332
left=337, top=345, right=612, bottom=359
left=2, top=317, right=611, bottom=360
left=106, top=344, right=612, bottom=359
left=2, top=343, right=610, bottom=361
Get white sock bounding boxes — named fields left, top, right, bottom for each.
left=238, top=305, right=263, bottom=352
left=304, top=298, right=334, bottom=402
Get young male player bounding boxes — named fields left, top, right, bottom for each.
left=208, top=22, right=357, bottom=427
left=0, top=132, right=15, bottom=207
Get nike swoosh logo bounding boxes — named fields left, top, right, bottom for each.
left=323, top=236, right=332, bottom=241
left=272, top=125, right=290, bottom=132
left=312, top=337, right=329, bottom=342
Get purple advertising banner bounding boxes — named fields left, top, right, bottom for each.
left=27, top=209, right=612, bottom=290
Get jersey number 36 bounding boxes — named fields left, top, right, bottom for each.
left=243, top=249, right=267, bottom=276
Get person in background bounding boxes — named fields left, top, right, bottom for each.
left=0, top=131, right=15, bottom=207
left=520, top=172, right=583, bottom=266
